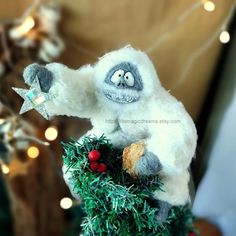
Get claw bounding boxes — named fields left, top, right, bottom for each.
left=147, top=198, right=172, bottom=224
left=157, top=200, right=172, bottom=224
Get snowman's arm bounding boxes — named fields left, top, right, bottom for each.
left=24, top=63, right=98, bottom=119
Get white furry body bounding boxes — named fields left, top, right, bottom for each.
left=44, top=47, right=197, bottom=206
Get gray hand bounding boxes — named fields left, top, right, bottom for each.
left=135, top=151, right=162, bottom=176
left=23, top=63, right=53, bottom=93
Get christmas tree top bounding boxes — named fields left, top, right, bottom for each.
left=62, top=135, right=197, bottom=236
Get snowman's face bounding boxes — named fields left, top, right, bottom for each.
left=102, top=62, right=143, bottom=104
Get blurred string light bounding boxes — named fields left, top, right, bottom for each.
left=0, top=118, right=5, bottom=125
left=44, top=126, right=58, bottom=141
left=169, top=0, right=236, bottom=91
left=203, top=0, right=215, bottom=12
left=17, top=16, right=35, bottom=35
left=219, top=30, right=230, bottom=44
left=60, top=197, right=73, bottom=209
left=0, top=104, right=49, bottom=172
left=1, top=164, right=10, bottom=174
left=1, top=2, right=64, bottom=80
left=9, top=16, right=35, bottom=39
left=27, top=146, right=39, bottom=159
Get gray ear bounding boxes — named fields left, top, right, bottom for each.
left=23, top=63, right=53, bottom=92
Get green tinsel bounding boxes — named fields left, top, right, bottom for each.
left=62, top=135, right=197, bottom=236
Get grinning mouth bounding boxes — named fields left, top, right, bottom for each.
left=103, top=90, right=139, bottom=104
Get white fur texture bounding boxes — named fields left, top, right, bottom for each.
left=44, top=46, right=197, bottom=206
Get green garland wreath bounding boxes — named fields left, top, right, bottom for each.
left=62, top=135, right=197, bottom=236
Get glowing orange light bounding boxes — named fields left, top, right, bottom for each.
left=45, top=126, right=58, bottom=141
left=27, top=146, right=39, bottom=159
left=0, top=119, right=5, bottom=125
left=60, top=197, right=73, bottom=209
left=219, top=31, right=230, bottom=44
left=203, top=0, right=215, bottom=12
left=1, top=164, right=10, bottom=174
left=17, top=16, right=35, bottom=35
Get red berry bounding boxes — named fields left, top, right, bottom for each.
left=97, top=163, right=107, bottom=173
left=89, top=162, right=99, bottom=171
left=88, top=150, right=101, bottom=161
left=188, top=232, right=196, bottom=236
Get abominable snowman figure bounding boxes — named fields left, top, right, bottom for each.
left=22, top=46, right=197, bottom=221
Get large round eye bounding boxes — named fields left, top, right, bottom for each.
left=124, top=72, right=134, bottom=87
left=111, top=69, right=124, bottom=85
